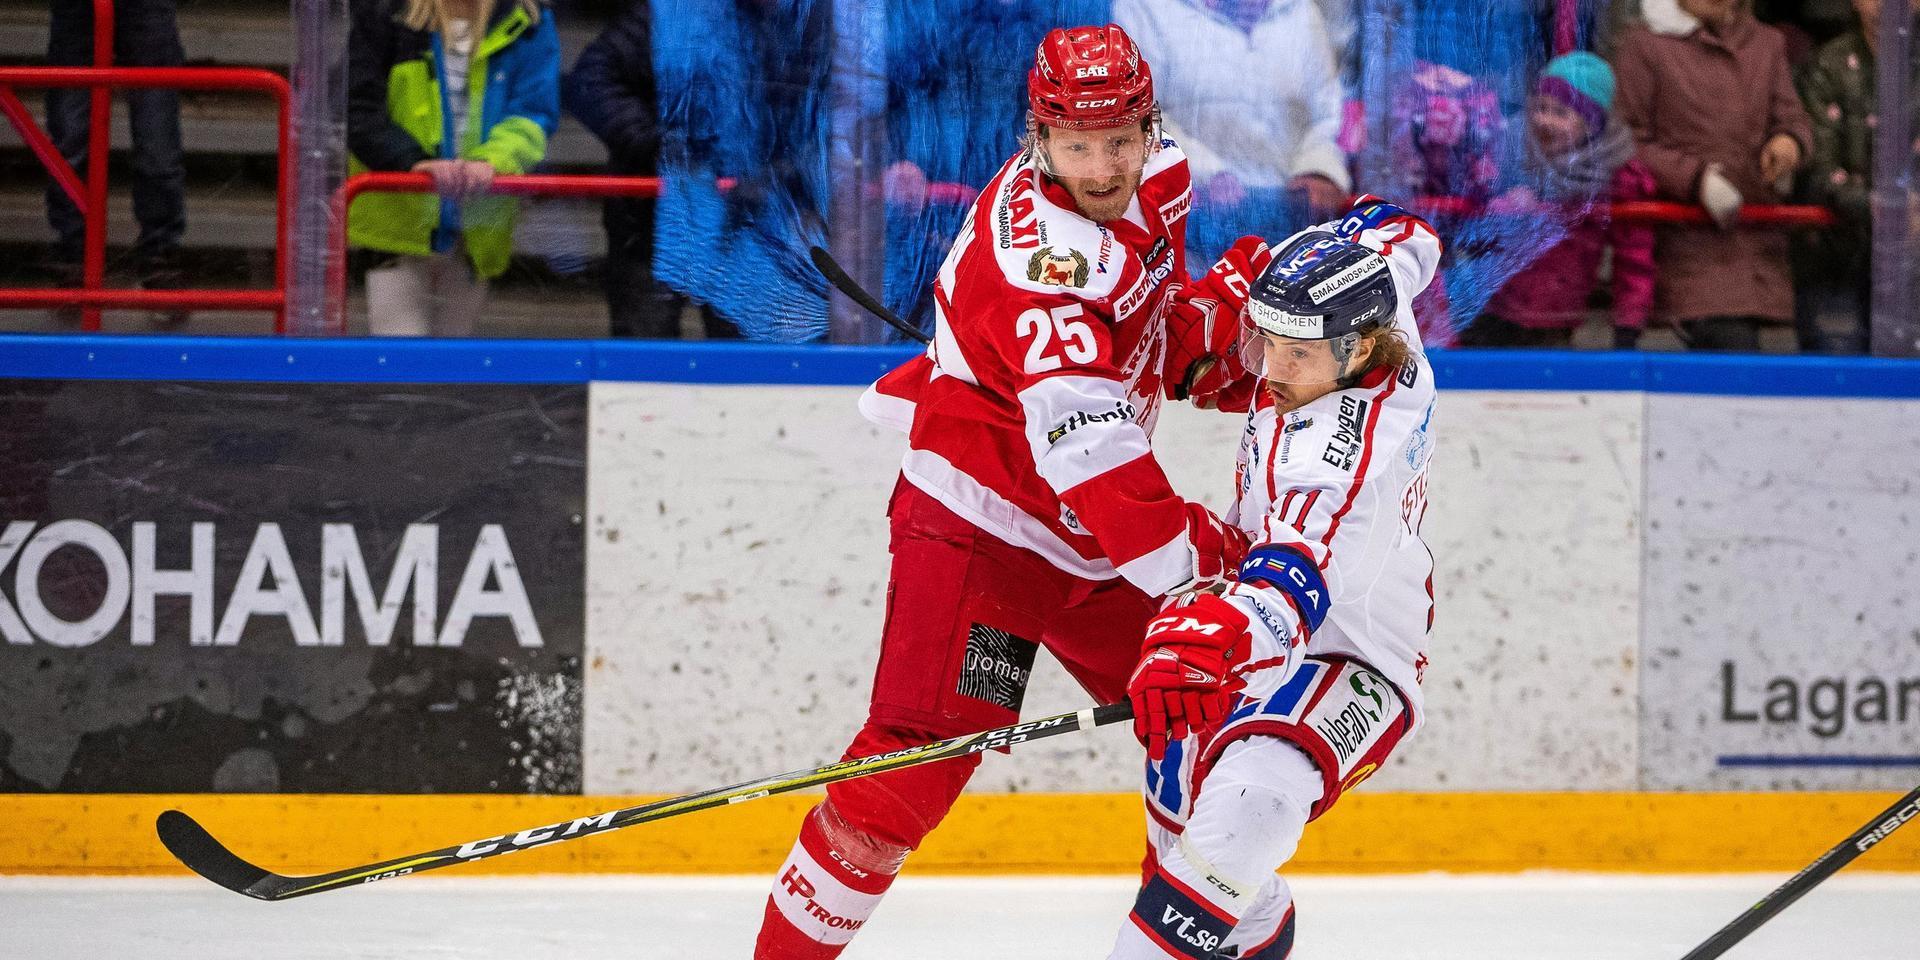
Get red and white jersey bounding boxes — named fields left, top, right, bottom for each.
left=859, top=141, right=1203, bottom=597
left=1225, top=208, right=1442, bottom=722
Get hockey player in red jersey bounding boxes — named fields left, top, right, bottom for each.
left=753, top=24, right=1268, bottom=959
left=1112, top=197, right=1442, bottom=959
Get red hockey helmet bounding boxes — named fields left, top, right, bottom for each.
left=1028, top=24, right=1155, bottom=130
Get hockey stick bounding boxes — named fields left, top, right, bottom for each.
left=807, top=244, right=932, bottom=345
left=156, top=701, right=1131, bottom=901
left=1676, top=781, right=1920, bottom=960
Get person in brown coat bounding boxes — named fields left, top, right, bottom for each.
left=1613, top=0, right=1813, bottom=350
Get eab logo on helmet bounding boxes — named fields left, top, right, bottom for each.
left=1248, top=299, right=1324, bottom=338
left=1075, top=65, right=1109, bottom=78
left=1306, top=255, right=1386, bottom=304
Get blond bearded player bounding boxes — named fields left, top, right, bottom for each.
left=752, top=24, right=1272, bottom=959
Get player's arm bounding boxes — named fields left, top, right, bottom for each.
left=1327, top=196, right=1442, bottom=305
left=1163, top=237, right=1273, bottom=409
left=994, top=292, right=1242, bottom=598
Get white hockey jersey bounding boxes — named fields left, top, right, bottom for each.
left=1224, top=204, right=1442, bottom=724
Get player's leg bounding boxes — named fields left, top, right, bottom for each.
left=1109, top=657, right=1413, bottom=959
left=1042, top=576, right=1159, bottom=706
left=753, top=482, right=1068, bottom=959
left=1106, top=737, right=1321, bottom=960
left=1223, top=877, right=1297, bottom=960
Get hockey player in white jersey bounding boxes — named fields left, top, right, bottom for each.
left=1111, top=196, right=1441, bottom=960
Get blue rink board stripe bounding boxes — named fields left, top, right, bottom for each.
left=0, top=334, right=1917, bottom=396
left=1718, top=755, right=1920, bottom=768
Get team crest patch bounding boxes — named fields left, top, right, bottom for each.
left=1283, top=417, right=1313, bottom=434
left=1027, top=246, right=1090, bottom=288
left=957, top=623, right=1039, bottom=711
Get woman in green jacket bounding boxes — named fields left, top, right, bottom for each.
left=347, top=0, right=560, bottom=336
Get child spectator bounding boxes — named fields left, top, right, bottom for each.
left=347, top=0, right=560, bottom=336
left=1468, top=52, right=1657, bottom=348
left=1613, top=0, right=1811, bottom=351
left=1390, top=60, right=1506, bottom=205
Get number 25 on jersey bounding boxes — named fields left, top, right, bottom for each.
left=1018, top=304, right=1098, bottom=373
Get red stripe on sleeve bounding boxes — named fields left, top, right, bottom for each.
left=1318, top=376, right=1399, bottom=560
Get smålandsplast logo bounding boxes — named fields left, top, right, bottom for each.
left=0, top=520, right=542, bottom=649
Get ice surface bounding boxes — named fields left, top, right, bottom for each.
left=2, top=873, right=1916, bottom=959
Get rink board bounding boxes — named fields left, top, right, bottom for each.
left=2, top=338, right=1920, bottom=874
left=4, top=791, right=1919, bottom=875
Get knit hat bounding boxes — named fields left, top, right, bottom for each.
left=1537, top=51, right=1613, bottom=135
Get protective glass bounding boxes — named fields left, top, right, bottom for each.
left=1034, top=123, right=1151, bottom=180
left=1239, top=327, right=1351, bottom=386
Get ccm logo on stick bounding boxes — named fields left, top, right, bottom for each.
left=455, top=812, right=617, bottom=859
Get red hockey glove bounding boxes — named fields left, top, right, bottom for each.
left=1191, top=235, right=1273, bottom=312
left=1165, top=236, right=1272, bottom=404
left=1129, top=594, right=1251, bottom=761
left=1183, top=501, right=1251, bottom=594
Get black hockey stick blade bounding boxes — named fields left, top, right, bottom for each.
left=156, top=809, right=285, bottom=900
left=1676, top=781, right=1920, bottom=960
left=808, top=244, right=932, bottom=345
left=156, top=701, right=1133, bottom=901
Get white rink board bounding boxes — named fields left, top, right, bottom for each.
left=1640, top=394, right=1920, bottom=790
left=583, top=383, right=1642, bottom=794
left=5, top=874, right=1918, bottom=959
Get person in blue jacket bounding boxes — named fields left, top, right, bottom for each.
left=347, top=0, right=559, bottom=336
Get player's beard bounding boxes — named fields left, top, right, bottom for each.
left=1057, top=169, right=1143, bottom=223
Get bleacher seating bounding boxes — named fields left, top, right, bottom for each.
left=0, top=0, right=618, bottom=335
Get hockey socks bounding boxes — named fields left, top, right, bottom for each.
left=1109, top=738, right=1319, bottom=959
left=753, top=803, right=904, bottom=959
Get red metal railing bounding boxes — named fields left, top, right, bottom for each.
left=0, top=0, right=292, bottom=330
left=328, top=171, right=701, bottom=333
left=330, top=174, right=1835, bottom=336
left=1415, top=195, right=1836, bottom=228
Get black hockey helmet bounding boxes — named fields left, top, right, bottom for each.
left=1240, top=230, right=1397, bottom=384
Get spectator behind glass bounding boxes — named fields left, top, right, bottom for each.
left=1467, top=52, right=1657, bottom=349
left=880, top=0, right=1102, bottom=334
left=43, top=0, right=188, bottom=328
left=1613, top=0, right=1811, bottom=351
left=1383, top=59, right=1506, bottom=344
left=347, top=0, right=560, bottom=337
left=1114, top=0, right=1351, bottom=262
left=1795, top=0, right=1915, bottom=353
left=564, top=0, right=728, bottom=339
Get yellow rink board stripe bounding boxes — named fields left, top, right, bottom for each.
left=3, top=791, right=1917, bottom=876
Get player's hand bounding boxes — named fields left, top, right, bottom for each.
left=1129, top=594, right=1251, bottom=761
left=1191, top=235, right=1272, bottom=314
left=1167, top=238, right=1270, bottom=403
left=1184, top=501, right=1250, bottom=593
